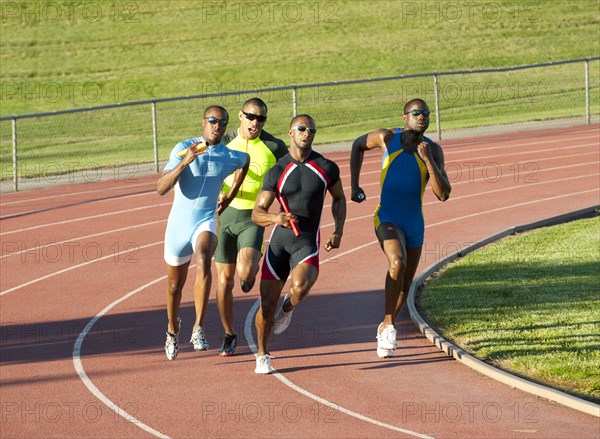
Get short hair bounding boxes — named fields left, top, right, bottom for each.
left=204, top=105, right=228, bottom=119
left=403, top=98, right=428, bottom=114
left=290, top=113, right=315, bottom=128
left=242, top=97, right=268, bottom=113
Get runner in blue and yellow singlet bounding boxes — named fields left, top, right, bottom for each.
left=350, top=98, right=452, bottom=359
left=214, top=98, right=287, bottom=356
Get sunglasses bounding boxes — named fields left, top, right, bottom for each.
left=204, top=116, right=228, bottom=127
left=404, top=109, right=431, bottom=117
left=291, top=125, right=317, bottom=134
left=242, top=111, right=267, bottom=123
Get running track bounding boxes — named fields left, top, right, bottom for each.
left=1, top=125, right=599, bottom=439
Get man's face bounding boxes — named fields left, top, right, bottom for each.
left=288, top=117, right=316, bottom=150
left=239, top=104, right=267, bottom=140
left=402, top=102, right=430, bottom=133
left=201, top=108, right=229, bottom=144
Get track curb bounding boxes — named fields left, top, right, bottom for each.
left=407, top=205, right=600, bottom=418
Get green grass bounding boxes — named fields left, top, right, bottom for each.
left=418, top=216, right=600, bottom=401
left=0, top=0, right=599, bottom=180
left=1, top=0, right=599, bottom=115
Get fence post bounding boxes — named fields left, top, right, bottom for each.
left=292, top=86, right=298, bottom=117
left=584, top=59, right=590, bottom=125
left=12, top=117, right=18, bottom=192
left=433, top=74, right=441, bottom=140
left=152, top=100, right=159, bottom=172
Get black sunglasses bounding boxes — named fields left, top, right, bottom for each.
left=404, top=109, right=431, bottom=117
left=242, top=111, right=267, bottom=123
left=291, top=125, right=317, bottom=134
left=204, top=116, right=228, bottom=127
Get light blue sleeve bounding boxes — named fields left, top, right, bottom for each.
left=164, top=137, right=203, bottom=172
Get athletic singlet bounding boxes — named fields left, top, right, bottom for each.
left=260, top=150, right=340, bottom=281
left=263, top=150, right=340, bottom=235
left=375, top=128, right=430, bottom=247
left=162, top=137, right=247, bottom=262
left=221, top=129, right=287, bottom=210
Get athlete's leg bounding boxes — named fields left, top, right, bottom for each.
left=165, top=261, right=190, bottom=334
left=237, top=246, right=262, bottom=292
left=215, top=262, right=236, bottom=335
left=376, top=222, right=408, bottom=328
left=281, top=263, right=319, bottom=312
left=394, top=246, right=423, bottom=319
left=255, top=279, right=285, bottom=356
left=191, top=231, right=218, bottom=330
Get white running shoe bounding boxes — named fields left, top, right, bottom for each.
left=190, top=326, right=209, bottom=351
left=377, top=346, right=394, bottom=358
left=165, top=317, right=182, bottom=361
left=273, top=294, right=294, bottom=335
left=377, top=323, right=397, bottom=351
left=254, top=355, right=274, bottom=374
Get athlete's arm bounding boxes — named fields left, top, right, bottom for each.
left=350, top=129, right=389, bottom=203
left=324, top=179, right=346, bottom=251
left=218, top=154, right=250, bottom=215
left=418, top=141, right=451, bottom=201
left=157, top=144, right=205, bottom=196
left=251, top=190, right=296, bottom=229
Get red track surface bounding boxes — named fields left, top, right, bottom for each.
left=1, top=125, right=599, bottom=439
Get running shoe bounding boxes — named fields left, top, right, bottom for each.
left=218, top=333, right=237, bottom=356
left=240, top=277, right=255, bottom=293
left=190, top=326, right=209, bottom=351
left=377, top=346, right=394, bottom=358
left=273, top=294, right=294, bottom=335
left=165, top=317, right=182, bottom=361
left=254, top=354, right=274, bottom=374
left=377, top=322, right=397, bottom=351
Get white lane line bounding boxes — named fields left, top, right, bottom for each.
left=2, top=219, right=166, bottom=259
left=339, top=149, right=599, bottom=181
left=0, top=202, right=170, bottom=236
left=1, top=181, right=155, bottom=206
left=0, top=190, right=155, bottom=220
left=243, top=297, right=434, bottom=439
left=0, top=241, right=163, bottom=296
left=72, top=276, right=171, bottom=439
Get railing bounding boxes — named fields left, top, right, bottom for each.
left=1, top=57, right=598, bottom=192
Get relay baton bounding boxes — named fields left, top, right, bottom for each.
left=279, top=194, right=300, bottom=237
left=177, top=142, right=208, bottom=157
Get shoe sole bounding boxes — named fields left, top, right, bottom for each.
left=377, top=347, right=394, bottom=358
left=219, top=352, right=234, bottom=357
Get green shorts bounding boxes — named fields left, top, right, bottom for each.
left=214, top=207, right=265, bottom=264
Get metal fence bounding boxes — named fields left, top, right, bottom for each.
left=1, top=57, right=598, bottom=192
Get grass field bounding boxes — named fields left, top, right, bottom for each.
left=0, top=0, right=599, bottom=180
left=1, top=1, right=599, bottom=115
left=418, top=215, right=600, bottom=401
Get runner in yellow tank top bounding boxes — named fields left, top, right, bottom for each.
left=214, top=98, right=287, bottom=356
